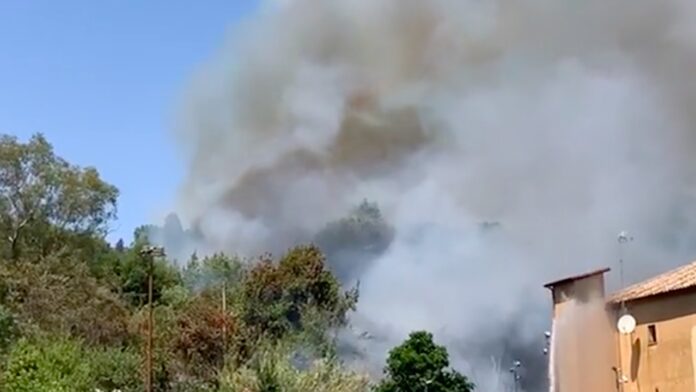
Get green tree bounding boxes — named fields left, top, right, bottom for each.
left=183, top=252, right=243, bottom=293
left=240, top=245, right=357, bottom=343
left=109, top=226, right=184, bottom=307
left=118, top=245, right=183, bottom=307
left=314, top=200, right=394, bottom=284
left=0, top=133, right=118, bottom=261
left=133, top=224, right=157, bottom=245
left=374, top=331, right=474, bottom=392
left=115, top=238, right=126, bottom=252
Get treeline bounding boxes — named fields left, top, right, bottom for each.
left=0, top=134, right=473, bottom=391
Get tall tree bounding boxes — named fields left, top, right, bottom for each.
left=241, top=245, right=358, bottom=343
left=314, top=200, right=394, bottom=284
left=0, top=133, right=118, bottom=260
left=182, top=252, right=243, bottom=292
left=375, top=331, right=475, bottom=392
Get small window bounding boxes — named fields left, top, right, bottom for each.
left=648, top=324, right=658, bottom=345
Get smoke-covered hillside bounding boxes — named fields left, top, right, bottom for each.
left=164, top=0, right=696, bottom=389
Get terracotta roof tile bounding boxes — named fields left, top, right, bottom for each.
left=609, top=260, right=696, bottom=303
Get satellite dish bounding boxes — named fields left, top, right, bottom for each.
left=617, top=314, right=636, bottom=334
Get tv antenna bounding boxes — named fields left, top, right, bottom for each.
left=617, top=231, right=633, bottom=289
left=616, top=231, right=637, bottom=338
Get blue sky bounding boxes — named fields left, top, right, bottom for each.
left=0, top=1, right=259, bottom=243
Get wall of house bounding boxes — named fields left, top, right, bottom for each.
left=551, top=274, right=607, bottom=315
left=616, top=289, right=696, bottom=392
left=550, top=274, right=616, bottom=392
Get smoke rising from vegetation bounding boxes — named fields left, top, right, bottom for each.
left=171, top=0, right=696, bottom=389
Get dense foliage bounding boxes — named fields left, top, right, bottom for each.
left=375, top=331, right=475, bottom=392
left=0, top=134, right=473, bottom=391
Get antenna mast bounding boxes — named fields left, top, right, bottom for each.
left=617, top=231, right=633, bottom=311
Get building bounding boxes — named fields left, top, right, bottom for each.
left=545, top=261, right=696, bottom=392
left=544, top=268, right=617, bottom=392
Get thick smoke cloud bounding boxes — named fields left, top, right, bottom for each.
left=170, top=0, right=696, bottom=390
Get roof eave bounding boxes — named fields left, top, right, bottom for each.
left=543, top=267, right=611, bottom=289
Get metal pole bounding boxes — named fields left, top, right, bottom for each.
left=617, top=231, right=633, bottom=312
left=221, top=281, right=227, bottom=359
left=139, top=246, right=164, bottom=392
left=147, top=252, right=153, bottom=392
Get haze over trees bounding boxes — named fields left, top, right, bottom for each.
left=315, top=200, right=395, bottom=285
left=0, top=133, right=473, bottom=391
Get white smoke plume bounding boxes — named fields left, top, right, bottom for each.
left=168, top=0, right=696, bottom=389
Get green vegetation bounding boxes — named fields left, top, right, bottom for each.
left=374, top=331, right=475, bottom=392
left=0, top=133, right=474, bottom=391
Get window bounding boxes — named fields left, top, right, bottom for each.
left=648, top=324, right=657, bottom=345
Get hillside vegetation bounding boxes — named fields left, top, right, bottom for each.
left=0, top=133, right=473, bottom=392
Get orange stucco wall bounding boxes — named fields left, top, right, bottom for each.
left=616, top=289, right=696, bottom=392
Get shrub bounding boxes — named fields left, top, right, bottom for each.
left=0, top=305, right=18, bottom=355
left=218, top=342, right=369, bottom=392
left=171, top=295, right=232, bottom=381
left=90, top=346, right=142, bottom=392
left=2, top=338, right=93, bottom=392
left=0, top=259, right=133, bottom=347
left=1, top=337, right=143, bottom=392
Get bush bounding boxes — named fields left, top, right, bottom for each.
left=1, top=337, right=143, bottom=392
left=218, top=342, right=369, bottom=392
left=160, top=284, right=191, bottom=309
left=90, top=346, right=142, bottom=392
left=0, top=259, right=134, bottom=347
left=2, top=338, right=93, bottom=392
left=171, top=295, right=231, bottom=381
left=0, top=305, right=18, bottom=355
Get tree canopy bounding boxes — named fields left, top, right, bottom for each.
left=0, top=134, right=117, bottom=261
left=374, top=331, right=475, bottom=392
